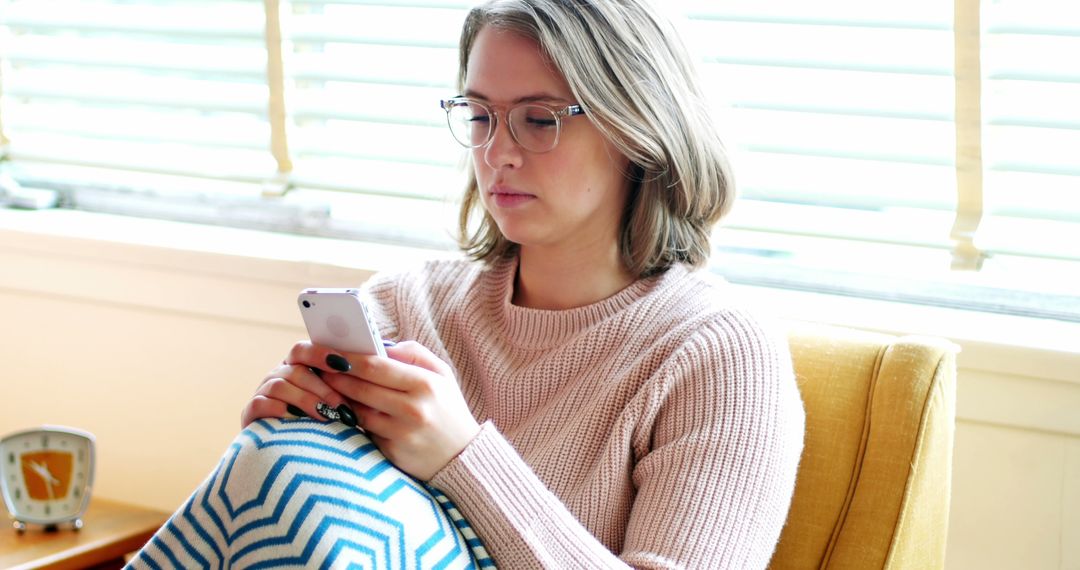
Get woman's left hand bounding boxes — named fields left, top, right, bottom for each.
left=323, top=341, right=481, bottom=480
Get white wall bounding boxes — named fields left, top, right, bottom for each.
left=1, top=209, right=1077, bottom=569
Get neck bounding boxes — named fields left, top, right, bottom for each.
left=512, top=243, right=636, bottom=310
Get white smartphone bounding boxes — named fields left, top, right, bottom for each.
left=298, top=288, right=386, bottom=357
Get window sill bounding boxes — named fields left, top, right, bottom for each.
left=1, top=206, right=1076, bottom=387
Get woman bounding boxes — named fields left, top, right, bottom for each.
left=133, top=1, right=804, bottom=568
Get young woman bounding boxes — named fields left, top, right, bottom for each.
left=133, top=1, right=804, bottom=568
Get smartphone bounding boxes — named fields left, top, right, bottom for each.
left=298, top=288, right=386, bottom=357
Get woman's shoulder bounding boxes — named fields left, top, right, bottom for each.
left=650, top=265, right=775, bottom=329
left=649, top=265, right=790, bottom=366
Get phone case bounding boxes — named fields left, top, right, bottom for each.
left=298, top=288, right=386, bottom=356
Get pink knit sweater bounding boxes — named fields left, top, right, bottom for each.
left=363, top=256, right=804, bottom=569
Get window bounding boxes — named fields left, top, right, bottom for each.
left=1, top=0, right=1077, bottom=320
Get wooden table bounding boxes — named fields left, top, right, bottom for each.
left=0, top=498, right=169, bottom=570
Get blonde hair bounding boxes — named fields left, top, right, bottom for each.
left=456, top=0, right=734, bottom=277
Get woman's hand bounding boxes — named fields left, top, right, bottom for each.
left=324, top=341, right=481, bottom=481
left=240, top=341, right=356, bottom=428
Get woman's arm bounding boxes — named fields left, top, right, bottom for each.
left=429, top=320, right=805, bottom=569
left=622, top=324, right=805, bottom=568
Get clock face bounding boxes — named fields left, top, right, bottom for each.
left=0, top=426, right=95, bottom=525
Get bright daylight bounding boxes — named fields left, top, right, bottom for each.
left=0, top=0, right=1077, bottom=569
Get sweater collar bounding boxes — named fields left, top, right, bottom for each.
left=484, top=255, right=687, bottom=350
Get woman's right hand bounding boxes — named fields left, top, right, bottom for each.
left=240, top=341, right=353, bottom=428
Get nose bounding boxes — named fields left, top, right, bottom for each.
left=482, top=111, right=524, bottom=170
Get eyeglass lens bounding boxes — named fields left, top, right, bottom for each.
left=446, top=101, right=561, bottom=153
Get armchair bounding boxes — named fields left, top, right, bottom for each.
left=770, top=322, right=958, bottom=569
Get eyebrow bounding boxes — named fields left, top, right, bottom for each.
left=462, top=89, right=570, bottom=105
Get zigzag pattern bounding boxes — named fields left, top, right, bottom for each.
left=127, top=419, right=495, bottom=569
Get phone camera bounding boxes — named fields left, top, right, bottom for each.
left=302, top=300, right=311, bottom=308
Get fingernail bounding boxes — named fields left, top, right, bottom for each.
left=336, top=404, right=358, bottom=428
left=382, top=340, right=397, bottom=347
left=315, top=402, right=340, bottom=421
left=286, top=404, right=308, bottom=418
left=326, top=354, right=351, bottom=372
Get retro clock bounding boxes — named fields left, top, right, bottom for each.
left=0, top=426, right=96, bottom=532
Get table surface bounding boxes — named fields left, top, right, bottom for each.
left=0, top=497, right=169, bottom=570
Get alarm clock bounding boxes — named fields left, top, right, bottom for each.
left=0, top=426, right=96, bottom=532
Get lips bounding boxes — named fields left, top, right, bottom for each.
left=489, top=185, right=536, bottom=208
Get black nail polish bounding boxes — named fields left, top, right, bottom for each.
left=382, top=340, right=397, bottom=348
left=326, top=354, right=351, bottom=372
left=336, top=404, right=358, bottom=428
left=286, top=404, right=308, bottom=418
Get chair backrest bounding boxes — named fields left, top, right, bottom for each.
left=769, top=322, right=958, bottom=570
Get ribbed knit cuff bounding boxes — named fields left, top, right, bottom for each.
left=429, top=420, right=551, bottom=531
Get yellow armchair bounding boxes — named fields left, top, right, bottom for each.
left=770, top=322, right=958, bottom=570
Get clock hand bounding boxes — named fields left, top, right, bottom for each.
left=29, top=461, right=48, bottom=477
left=28, top=461, right=61, bottom=501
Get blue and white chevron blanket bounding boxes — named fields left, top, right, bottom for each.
left=127, top=418, right=495, bottom=569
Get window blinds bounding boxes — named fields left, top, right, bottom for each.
left=681, top=0, right=961, bottom=261
left=980, top=0, right=1080, bottom=263
left=681, top=0, right=1078, bottom=317
left=0, top=0, right=275, bottom=182
left=0, top=0, right=1077, bottom=316
left=280, top=0, right=466, bottom=198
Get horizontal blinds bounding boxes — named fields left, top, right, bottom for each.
left=680, top=0, right=960, bottom=259
left=0, top=0, right=276, bottom=182
left=979, top=0, right=1080, bottom=262
left=1, top=0, right=1078, bottom=287
left=279, top=0, right=971, bottom=256
left=281, top=1, right=467, bottom=199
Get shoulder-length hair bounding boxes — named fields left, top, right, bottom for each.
left=456, top=0, right=734, bottom=277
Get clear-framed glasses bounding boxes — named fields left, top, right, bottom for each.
left=440, top=96, right=586, bottom=153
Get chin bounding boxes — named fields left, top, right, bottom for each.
left=491, top=220, right=543, bottom=249
left=493, top=225, right=531, bottom=247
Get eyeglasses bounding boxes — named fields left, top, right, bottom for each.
left=440, top=97, right=586, bottom=153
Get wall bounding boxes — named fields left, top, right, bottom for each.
left=1, top=209, right=1077, bottom=569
